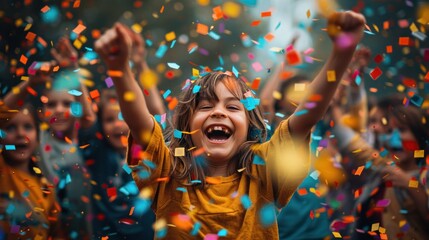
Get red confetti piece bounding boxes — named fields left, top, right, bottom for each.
left=41, top=5, right=50, bottom=13
left=402, top=78, right=416, bottom=88
left=250, top=20, right=261, bottom=26
left=373, top=54, right=383, bottom=64
left=369, top=67, right=382, bottom=80
left=398, top=37, right=410, bottom=46
left=261, top=11, right=271, bottom=17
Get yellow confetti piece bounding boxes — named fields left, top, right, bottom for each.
left=73, top=39, right=82, bottom=49
left=124, top=91, right=136, bottom=101
left=24, top=23, right=32, bottom=31
left=332, top=232, right=342, bottom=238
left=409, top=23, right=418, bottom=32
left=33, top=167, right=42, bottom=174
left=153, top=218, right=167, bottom=231
left=306, top=9, right=311, bottom=18
left=408, top=179, right=419, bottom=188
left=317, top=0, right=338, bottom=18
left=414, top=150, right=424, bottom=158
left=139, top=69, right=158, bottom=89
left=223, top=1, right=241, bottom=18
left=165, top=31, right=176, bottom=41
left=379, top=227, right=386, bottom=234
left=399, top=220, right=407, bottom=227
left=131, top=23, right=142, bottom=33
left=327, top=70, right=336, bottom=82
left=12, top=86, right=20, bottom=94
left=181, top=129, right=200, bottom=134
left=33, top=207, right=45, bottom=212
left=21, top=76, right=29, bottom=81
left=294, top=83, right=306, bottom=91
left=40, top=122, right=49, bottom=131
left=371, top=222, right=380, bottom=232
left=272, top=91, right=282, bottom=100
left=175, top=147, right=185, bottom=157
left=197, top=0, right=210, bottom=6
left=192, top=68, right=200, bottom=77
left=373, top=24, right=379, bottom=32
left=397, top=84, right=405, bottom=92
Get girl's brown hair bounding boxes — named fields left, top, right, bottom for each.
left=166, top=72, right=267, bottom=188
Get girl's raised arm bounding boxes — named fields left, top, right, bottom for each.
left=289, top=11, right=366, bottom=139
left=95, top=23, right=154, bottom=147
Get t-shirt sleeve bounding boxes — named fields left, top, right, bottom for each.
left=252, top=119, right=310, bottom=208
left=126, top=117, right=171, bottom=208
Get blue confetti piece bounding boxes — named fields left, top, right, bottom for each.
left=134, top=198, right=151, bottom=215
left=240, top=97, right=260, bottom=111
left=218, top=229, right=228, bottom=237
left=208, top=31, right=221, bottom=40
left=5, top=145, right=15, bottom=150
left=191, top=222, right=201, bottom=236
left=275, top=112, right=285, bottom=118
left=256, top=36, right=266, bottom=49
left=70, top=231, right=78, bottom=239
left=309, top=170, right=320, bottom=180
left=355, top=75, right=361, bottom=85
left=138, top=170, right=150, bottom=179
left=365, top=160, right=372, bottom=169
left=119, top=181, right=139, bottom=196
left=410, top=94, right=423, bottom=107
left=259, top=203, right=276, bottom=227
left=118, top=112, right=123, bottom=121
left=0, top=129, right=6, bottom=139
left=70, top=102, right=83, bottom=117
left=174, top=129, right=183, bottom=139
left=82, top=51, right=98, bottom=61
left=379, top=149, right=389, bottom=157
left=295, top=109, right=308, bottom=116
left=253, top=155, right=265, bottom=165
left=154, top=114, right=162, bottom=124
left=189, top=45, right=198, bottom=54
left=176, top=187, right=187, bottom=192
left=364, top=30, right=375, bottom=35
left=192, top=85, right=201, bottom=94
left=232, top=66, right=239, bottom=78
left=145, top=39, right=153, bottom=47
left=67, top=89, right=82, bottom=96
left=143, top=160, right=157, bottom=169
left=274, top=22, right=281, bottom=30
left=122, top=164, right=132, bottom=174
left=156, top=228, right=167, bottom=238
left=155, top=44, right=168, bottom=58
left=239, top=0, right=257, bottom=6
left=58, top=179, right=66, bottom=189
left=218, top=55, right=224, bottom=66
left=170, top=40, right=176, bottom=48
left=163, top=89, right=171, bottom=99
left=22, top=190, right=29, bottom=198
left=167, top=63, right=180, bottom=69
left=65, top=174, right=71, bottom=184
left=240, top=195, right=252, bottom=209
left=191, top=180, right=202, bottom=184
left=6, top=203, right=15, bottom=214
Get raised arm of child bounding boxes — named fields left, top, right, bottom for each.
left=127, top=27, right=166, bottom=116
left=289, top=11, right=365, bottom=139
left=94, top=23, right=153, bottom=147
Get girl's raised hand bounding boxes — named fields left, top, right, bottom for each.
left=327, top=11, right=366, bottom=52
left=94, top=23, right=132, bottom=71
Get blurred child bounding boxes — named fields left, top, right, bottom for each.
left=95, top=11, right=365, bottom=239
left=0, top=103, right=63, bottom=239
left=3, top=38, right=96, bottom=239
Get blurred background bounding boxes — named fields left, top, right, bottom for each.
left=0, top=0, right=428, bottom=104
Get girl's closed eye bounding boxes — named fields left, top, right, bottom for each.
left=227, top=105, right=241, bottom=111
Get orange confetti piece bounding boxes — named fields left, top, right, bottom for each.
left=251, top=78, right=261, bottom=90
left=107, top=70, right=123, bottom=77
left=196, top=23, right=209, bottom=35
left=160, top=5, right=164, bottom=13
left=261, top=11, right=271, bottom=17
left=297, top=188, right=308, bottom=195
left=398, top=37, right=410, bottom=46
left=156, top=177, right=169, bottom=182
left=26, top=86, right=37, bottom=96
left=89, top=89, right=100, bottom=99
left=37, top=36, right=47, bottom=48
left=309, top=94, right=322, bottom=102
left=168, top=97, right=178, bottom=110
left=73, top=23, right=87, bottom=35
left=20, top=55, right=28, bottom=65
left=264, top=33, right=275, bottom=42
left=73, top=0, right=81, bottom=8
left=354, top=166, right=365, bottom=176
left=386, top=45, right=392, bottom=53
left=64, top=136, right=73, bottom=144
left=192, top=147, right=205, bottom=157
left=26, top=32, right=36, bottom=41
left=250, top=20, right=261, bottom=26
left=16, top=68, right=25, bottom=76
left=79, top=144, right=90, bottom=149
left=383, top=21, right=389, bottom=30
left=40, top=5, right=50, bottom=13
left=81, top=195, right=90, bottom=203
left=212, top=6, right=223, bottom=21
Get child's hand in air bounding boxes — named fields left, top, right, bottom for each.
left=50, top=37, right=79, bottom=69
left=94, top=23, right=132, bottom=71
left=327, top=11, right=366, bottom=52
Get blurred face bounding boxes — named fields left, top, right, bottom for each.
left=101, top=103, right=129, bottom=150
left=190, top=81, right=249, bottom=164
left=369, top=107, right=389, bottom=135
left=1, top=110, right=38, bottom=163
left=43, top=91, right=76, bottom=133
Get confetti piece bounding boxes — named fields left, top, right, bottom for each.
left=286, top=49, right=301, bottom=65
left=306, top=9, right=311, bottom=18
left=223, top=2, right=241, bottom=18
left=124, top=91, right=136, bottom=101
left=73, top=23, right=86, bottom=35
left=107, top=70, right=123, bottom=78
left=370, top=67, right=382, bottom=80
left=105, top=77, right=114, bottom=88
left=376, top=199, right=390, bottom=207
left=239, top=0, right=257, bottom=7
left=354, top=166, right=365, bottom=176
left=261, top=11, right=271, bottom=17
left=196, top=23, right=209, bottom=35
left=251, top=62, right=263, bottom=72
left=204, top=234, right=219, bottom=240
left=68, top=89, right=82, bottom=96
left=173, top=129, right=183, bottom=138
left=89, top=89, right=100, bottom=99
left=253, top=155, right=265, bottom=165
left=175, top=147, right=185, bottom=157
left=327, top=70, right=336, bottom=82
left=165, top=31, right=176, bottom=41
left=332, top=232, right=342, bottom=238
left=398, top=37, right=410, bottom=46
left=155, top=44, right=168, bottom=58
left=414, top=150, right=424, bottom=158
left=5, top=145, right=16, bottom=150
left=240, top=194, right=252, bottom=209
left=70, top=102, right=83, bottom=117
left=167, top=62, right=180, bottom=69
left=41, top=5, right=50, bottom=13
left=259, top=203, right=276, bottom=227
left=250, top=20, right=261, bottom=27
left=371, top=222, right=380, bottom=232
left=408, top=179, right=419, bottom=188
